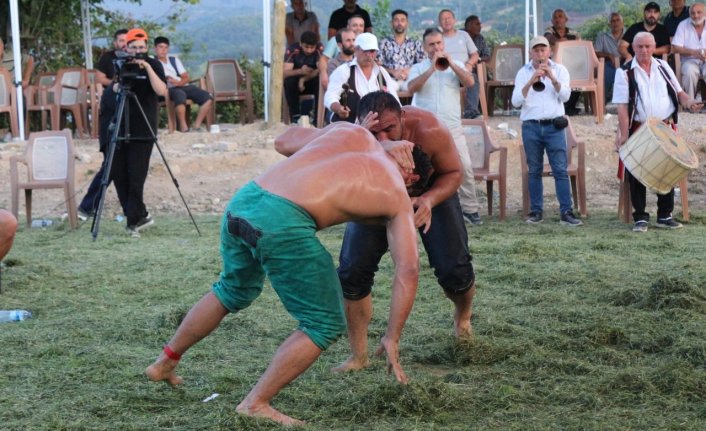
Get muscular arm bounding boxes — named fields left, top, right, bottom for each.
left=380, top=205, right=419, bottom=384
left=275, top=126, right=327, bottom=155
left=403, top=108, right=463, bottom=208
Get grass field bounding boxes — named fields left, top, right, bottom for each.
left=1, top=212, right=705, bottom=430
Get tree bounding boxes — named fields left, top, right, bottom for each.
left=0, top=0, right=198, bottom=76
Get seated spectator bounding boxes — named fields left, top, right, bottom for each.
left=664, top=0, right=691, bottom=39
left=545, top=9, right=582, bottom=115
left=379, top=9, right=424, bottom=92
left=544, top=9, right=580, bottom=46
left=671, top=3, right=706, bottom=100
left=324, top=33, right=398, bottom=123
left=327, top=29, right=356, bottom=76
left=284, top=31, right=323, bottom=123
left=619, top=2, right=671, bottom=62
left=154, top=36, right=212, bottom=133
left=594, top=12, right=626, bottom=102
left=327, top=0, right=372, bottom=39
left=0, top=37, right=34, bottom=88
left=0, top=209, right=18, bottom=262
left=285, top=0, right=320, bottom=46
left=319, top=15, right=365, bottom=89
left=464, top=14, right=491, bottom=118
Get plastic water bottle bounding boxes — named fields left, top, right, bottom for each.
left=0, top=310, right=33, bottom=322
left=31, top=219, right=53, bottom=228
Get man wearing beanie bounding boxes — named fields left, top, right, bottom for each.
left=109, top=28, right=167, bottom=237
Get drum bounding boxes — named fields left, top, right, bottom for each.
left=620, top=118, right=699, bottom=194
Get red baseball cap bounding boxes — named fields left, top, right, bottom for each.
left=126, top=28, right=148, bottom=43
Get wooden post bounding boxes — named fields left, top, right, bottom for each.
left=268, top=0, right=286, bottom=125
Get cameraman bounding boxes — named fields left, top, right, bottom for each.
left=110, top=28, right=167, bottom=237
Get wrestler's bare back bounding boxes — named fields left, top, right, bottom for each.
left=257, top=123, right=411, bottom=229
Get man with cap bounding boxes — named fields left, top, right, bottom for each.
left=324, top=32, right=398, bottom=123
left=109, top=28, right=167, bottom=237
left=154, top=36, right=212, bottom=133
left=619, top=2, right=671, bottom=62
left=511, top=36, right=583, bottom=226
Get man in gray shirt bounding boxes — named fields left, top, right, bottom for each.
left=594, top=12, right=625, bottom=102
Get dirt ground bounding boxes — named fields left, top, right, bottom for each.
left=1, top=111, right=705, bottom=223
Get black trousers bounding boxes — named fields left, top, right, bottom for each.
left=284, top=76, right=318, bottom=121
left=110, top=139, right=154, bottom=226
left=626, top=170, right=674, bottom=222
left=627, top=120, right=674, bottom=222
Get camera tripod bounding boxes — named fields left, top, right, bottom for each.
left=90, top=82, right=201, bottom=240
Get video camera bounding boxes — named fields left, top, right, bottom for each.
left=113, top=51, right=149, bottom=84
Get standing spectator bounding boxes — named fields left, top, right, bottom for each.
left=379, top=9, right=424, bottom=92
left=464, top=15, right=491, bottom=118
left=76, top=28, right=129, bottom=220
left=511, top=36, right=583, bottom=226
left=671, top=3, right=706, bottom=101
left=438, top=9, right=479, bottom=69
left=328, top=0, right=372, bottom=39
left=283, top=31, right=323, bottom=123
left=285, top=0, right=320, bottom=45
left=109, top=28, right=167, bottom=237
left=664, top=0, right=691, bottom=38
left=544, top=9, right=582, bottom=115
left=613, top=32, right=702, bottom=232
left=594, top=12, right=626, bottom=102
left=327, top=29, right=356, bottom=76
left=619, top=2, right=671, bottom=62
left=0, top=37, right=34, bottom=88
left=318, top=15, right=365, bottom=89
left=324, top=33, right=398, bottom=123
left=154, top=36, right=212, bottom=133
left=407, top=28, right=482, bottom=225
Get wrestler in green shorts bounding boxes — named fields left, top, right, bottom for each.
left=212, top=181, right=346, bottom=350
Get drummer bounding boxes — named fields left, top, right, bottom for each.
left=613, top=31, right=703, bottom=233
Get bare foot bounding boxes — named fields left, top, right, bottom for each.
left=331, top=355, right=371, bottom=373
left=145, top=354, right=184, bottom=387
left=454, top=317, right=474, bottom=340
left=236, top=401, right=304, bottom=426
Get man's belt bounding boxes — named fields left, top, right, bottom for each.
left=524, top=119, right=554, bottom=125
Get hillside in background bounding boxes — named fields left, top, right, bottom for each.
left=103, top=0, right=659, bottom=74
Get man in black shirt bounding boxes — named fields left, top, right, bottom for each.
left=77, top=29, right=128, bottom=219
left=283, top=31, right=323, bottom=123
left=619, top=2, right=671, bottom=62
left=664, top=0, right=690, bottom=38
left=109, top=28, right=167, bottom=237
left=327, top=0, right=372, bottom=39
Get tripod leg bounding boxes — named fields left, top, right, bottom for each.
left=128, top=92, right=202, bottom=236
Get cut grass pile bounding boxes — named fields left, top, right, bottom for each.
left=1, top=212, right=705, bottom=430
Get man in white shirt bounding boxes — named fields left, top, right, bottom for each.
left=613, top=32, right=702, bottom=232
left=511, top=36, right=583, bottom=226
left=324, top=33, right=398, bottom=123
left=154, top=36, right=212, bottom=132
left=671, top=3, right=706, bottom=100
left=407, top=28, right=482, bottom=225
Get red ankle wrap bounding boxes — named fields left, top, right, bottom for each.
left=163, top=345, right=182, bottom=361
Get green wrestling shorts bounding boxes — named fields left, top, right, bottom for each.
left=212, top=181, right=346, bottom=350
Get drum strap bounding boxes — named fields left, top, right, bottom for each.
left=622, top=59, right=679, bottom=128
